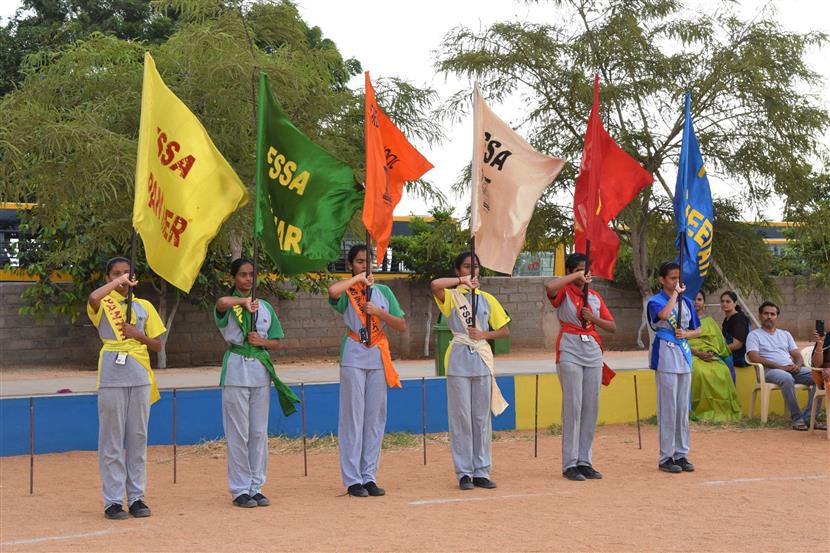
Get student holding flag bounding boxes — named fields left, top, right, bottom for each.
left=647, top=92, right=713, bottom=473
left=87, top=257, right=166, bottom=520
left=544, top=253, right=616, bottom=481
left=328, top=245, right=407, bottom=497
left=431, top=252, right=511, bottom=490
left=648, top=262, right=701, bottom=473
left=214, top=258, right=297, bottom=508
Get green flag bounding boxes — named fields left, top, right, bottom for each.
left=255, top=72, right=361, bottom=274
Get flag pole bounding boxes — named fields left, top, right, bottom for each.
left=365, top=229, right=373, bottom=347
left=470, top=235, right=478, bottom=321
left=126, top=229, right=138, bottom=323
left=676, top=93, right=691, bottom=330
left=470, top=83, right=480, bottom=323
left=582, top=239, right=591, bottom=328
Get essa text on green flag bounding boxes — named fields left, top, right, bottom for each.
left=255, top=72, right=361, bottom=274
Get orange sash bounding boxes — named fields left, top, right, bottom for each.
left=345, top=284, right=401, bottom=388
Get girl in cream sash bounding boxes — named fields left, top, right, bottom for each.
left=431, top=252, right=510, bottom=490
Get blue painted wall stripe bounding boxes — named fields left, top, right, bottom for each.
left=0, top=376, right=518, bottom=457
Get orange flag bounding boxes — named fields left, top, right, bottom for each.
left=363, top=72, right=433, bottom=263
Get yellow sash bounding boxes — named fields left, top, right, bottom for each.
left=99, top=294, right=161, bottom=404
left=448, top=289, right=509, bottom=416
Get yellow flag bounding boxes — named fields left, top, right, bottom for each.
left=133, top=52, right=248, bottom=292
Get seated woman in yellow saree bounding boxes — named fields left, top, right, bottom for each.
left=688, top=291, right=742, bottom=421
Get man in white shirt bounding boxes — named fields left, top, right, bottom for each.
left=746, top=301, right=816, bottom=430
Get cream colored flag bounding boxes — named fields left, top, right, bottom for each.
left=471, top=84, right=565, bottom=274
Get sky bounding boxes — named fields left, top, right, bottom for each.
left=3, top=0, right=829, bottom=222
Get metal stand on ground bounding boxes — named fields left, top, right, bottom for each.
left=173, top=388, right=178, bottom=483
left=301, top=383, right=308, bottom=477
left=633, top=375, right=642, bottom=449
left=29, top=397, right=34, bottom=494
left=421, top=377, right=427, bottom=465
left=534, top=374, right=539, bottom=458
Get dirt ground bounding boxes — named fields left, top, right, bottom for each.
left=1, top=424, right=828, bottom=552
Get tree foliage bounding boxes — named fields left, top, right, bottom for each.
left=0, top=0, right=444, bottom=366
left=436, top=0, right=828, bottom=298
left=389, top=208, right=471, bottom=283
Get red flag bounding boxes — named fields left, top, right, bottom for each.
left=573, top=74, right=653, bottom=279
left=363, top=72, right=433, bottom=263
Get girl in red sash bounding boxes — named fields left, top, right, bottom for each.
left=545, top=253, right=616, bottom=481
left=328, top=245, right=406, bottom=497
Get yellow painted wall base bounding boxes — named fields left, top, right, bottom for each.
left=514, top=366, right=812, bottom=430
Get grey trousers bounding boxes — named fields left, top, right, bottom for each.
left=447, top=375, right=492, bottom=480
left=558, top=361, right=601, bottom=471
left=222, top=385, right=270, bottom=498
left=97, top=385, right=150, bottom=507
left=764, top=367, right=815, bottom=421
left=656, top=371, right=691, bottom=464
left=338, top=366, right=387, bottom=487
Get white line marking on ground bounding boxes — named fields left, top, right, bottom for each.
left=0, top=528, right=131, bottom=547
left=409, top=491, right=573, bottom=506
left=704, top=475, right=828, bottom=486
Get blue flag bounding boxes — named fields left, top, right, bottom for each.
left=674, top=93, right=713, bottom=298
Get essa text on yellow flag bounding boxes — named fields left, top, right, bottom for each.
left=133, top=52, right=248, bottom=292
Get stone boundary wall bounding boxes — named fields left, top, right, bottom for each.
left=1, top=277, right=827, bottom=368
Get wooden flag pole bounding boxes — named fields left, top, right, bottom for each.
left=125, top=229, right=138, bottom=323
left=29, top=397, right=34, bottom=494
left=534, top=374, right=539, bottom=458
left=421, top=377, right=427, bottom=465
left=301, top=383, right=308, bottom=477
left=365, top=230, right=373, bottom=347
left=676, top=228, right=685, bottom=329
left=173, top=388, right=178, bottom=484
left=470, top=235, right=478, bottom=322
left=582, top=240, right=592, bottom=328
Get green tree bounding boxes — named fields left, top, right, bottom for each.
left=779, top=168, right=830, bottom=286
left=436, top=0, right=828, bottom=302
left=0, top=0, right=443, bottom=367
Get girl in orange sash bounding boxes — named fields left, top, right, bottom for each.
left=87, top=257, right=166, bottom=520
left=328, top=245, right=406, bottom=497
left=545, top=253, right=616, bottom=481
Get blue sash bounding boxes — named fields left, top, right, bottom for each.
left=648, top=292, right=694, bottom=370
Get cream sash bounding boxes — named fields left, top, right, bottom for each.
left=449, top=288, right=509, bottom=416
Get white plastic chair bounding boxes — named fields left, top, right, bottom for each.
left=749, top=349, right=811, bottom=424
left=802, top=346, right=828, bottom=439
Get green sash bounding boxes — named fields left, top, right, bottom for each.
left=220, top=297, right=299, bottom=416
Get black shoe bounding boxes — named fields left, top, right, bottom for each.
left=563, top=467, right=586, bottom=481
left=472, top=477, right=497, bottom=489
left=128, top=499, right=151, bottom=517
left=674, top=457, right=695, bottom=472
left=347, top=484, right=369, bottom=497
left=363, top=481, right=385, bottom=496
left=659, top=460, right=682, bottom=473
left=104, top=504, right=129, bottom=520
left=577, top=465, right=603, bottom=479
left=251, top=493, right=270, bottom=506
left=459, top=475, right=474, bottom=490
left=233, top=493, right=258, bottom=508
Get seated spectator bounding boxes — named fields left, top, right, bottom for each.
left=746, top=301, right=818, bottom=431
left=688, top=291, right=742, bottom=421
left=720, top=291, right=751, bottom=381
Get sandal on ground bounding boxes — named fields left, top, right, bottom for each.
left=814, top=421, right=827, bottom=430
left=791, top=421, right=809, bottom=431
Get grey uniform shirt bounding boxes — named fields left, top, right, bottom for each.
left=215, top=300, right=283, bottom=387
left=329, top=284, right=405, bottom=370
left=556, top=293, right=604, bottom=367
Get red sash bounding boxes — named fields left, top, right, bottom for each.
left=552, top=284, right=616, bottom=386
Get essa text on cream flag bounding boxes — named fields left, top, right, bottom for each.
left=471, top=84, right=565, bottom=274
left=133, top=52, right=248, bottom=292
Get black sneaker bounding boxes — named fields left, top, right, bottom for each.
left=563, top=467, right=586, bottom=481
left=577, top=465, right=603, bottom=479
left=363, top=481, right=385, bottom=496
left=251, top=493, right=270, bottom=506
left=104, top=504, right=129, bottom=520
left=659, top=460, right=682, bottom=473
left=459, top=475, right=474, bottom=490
left=233, top=493, right=258, bottom=508
left=347, top=484, right=369, bottom=497
left=674, top=457, right=695, bottom=472
left=128, top=499, right=151, bottom=517
left=472, top=477, right=497, bottom=489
